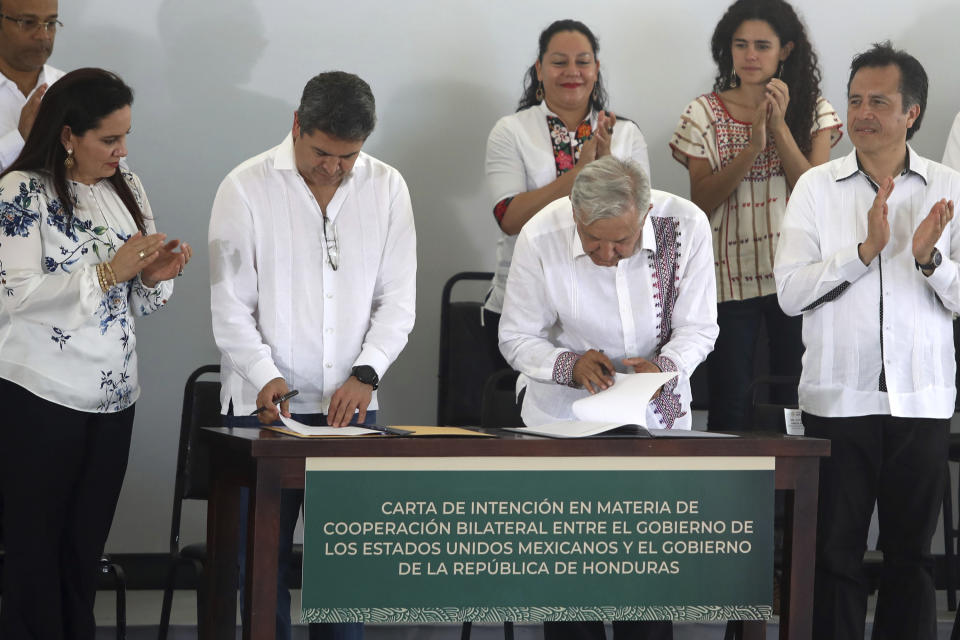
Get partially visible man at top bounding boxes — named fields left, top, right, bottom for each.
left=0, top=0, right=63, bottom=170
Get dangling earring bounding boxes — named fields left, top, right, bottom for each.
left=777, top=61, right=784, bottom=80
left=592, top=86, right=598, bottom=103
left=729, top=68, right=739, bottom=88
left=64, top=148, right=74, bottom=169
left=535, top=81, right=544, bottom=102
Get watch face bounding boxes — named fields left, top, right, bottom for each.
left=934, top=249, right=943, bottom=267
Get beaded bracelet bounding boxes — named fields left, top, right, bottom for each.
left=95, top=263, right=109, bottom=293
left=102, top=261, right=118, bottom=288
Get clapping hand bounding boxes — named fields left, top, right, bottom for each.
left=141, top=238, right=192, bottom=287
left=595, top=110, right=617, bottom=158
left=913, top=198, right=954, bottom=267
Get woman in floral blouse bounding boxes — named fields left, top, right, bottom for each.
left=0, top=68, right=191, bottom=638
left=670, top=0, right=841, bottom=430
left=483, top=19, right=651, bottom=368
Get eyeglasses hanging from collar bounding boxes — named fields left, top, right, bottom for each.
left=322, top=214, right=338, bottom=271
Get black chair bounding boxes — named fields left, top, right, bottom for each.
left=438, top=271, right=497, bottom=426
left=158, top=364, right=222, bottom=639
left=0, top=507, right=126, bottom=639
left=481, top=368, right=523, bottom=429
left=746, top=375, right=801, bottom=433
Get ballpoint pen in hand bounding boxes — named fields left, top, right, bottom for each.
left=250, top=389, right=299, bottom=415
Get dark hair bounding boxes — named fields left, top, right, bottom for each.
left=848, top=41, right=927, bottom=141
left=297, top=71, right=376, bottom=141
left=516, top=19, right=608, bottom=113
left=2, top=68, right=145, bottom=232
left=710, top=0, right=822, bottom=153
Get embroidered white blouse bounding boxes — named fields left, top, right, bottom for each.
left=670, top=93, right=842, bottom=302
left=498, top=192, right=718, bottom=428
left=484, top=101, right=651, bottom=313
left=0, top=170, right=172, bottom=412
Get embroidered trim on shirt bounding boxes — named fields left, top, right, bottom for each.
left=650, top=217, right=681, bottom=350
left=650, top=355, right=684, bottom=429
left=553, top=351, right=580, bottom=387
left=800, top=281, right=851, bottom=312
left=546, top=115, right=592, bottom=178
left=493, top=196, right=515, bottom=226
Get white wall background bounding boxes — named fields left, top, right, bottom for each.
left=53, top=0, right=960, bottom=552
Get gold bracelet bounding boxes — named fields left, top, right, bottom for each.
left=95, top=263, right=108, bottom=293
left=103, top=261, right=117, bottom=288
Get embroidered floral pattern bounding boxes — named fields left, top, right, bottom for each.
left=50, top=326, right=71, bottom=349
left=492, top=196, right=514, bottom=226
left=647, top=217, right=685, bottom=429
left=547, top=115, right=593, bottom=178
left=0, top=180, right=41, bottom=238
left=553, top=351, right=581, bottom=387
left=650, top=355, right=684, bottom=429
left=0, top=173, right=170, bottom=414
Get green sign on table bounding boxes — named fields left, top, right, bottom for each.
left=302, top=456, right=774, bottom=623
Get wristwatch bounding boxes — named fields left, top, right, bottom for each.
left=351, top=365, right=379, bottom=390
left=915, top=247, right=942, bottom=273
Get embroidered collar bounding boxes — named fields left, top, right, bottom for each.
left=835, top=145, right=928, bottom=187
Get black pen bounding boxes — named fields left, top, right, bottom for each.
left=250, top=389, right=299, bottom=415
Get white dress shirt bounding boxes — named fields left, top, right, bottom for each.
left=0, top=170, right=172, bottom=412
left=0, top=65, right=64, bottom=171
left=945, top=112, right=960, bottom=171
left=484, top=102, right=651, bottom=313
left=775, top=147, right=960, bottom=418
left=499, top=192, right=718, bottom=428
left=209, top=133, right=417, bottom=415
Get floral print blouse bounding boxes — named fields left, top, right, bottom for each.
left=0, top=170, right=172, bottom=412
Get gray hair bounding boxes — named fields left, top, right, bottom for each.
left=571, top=156, right=650, bottom=225
left=297, top=71, right=376, bottom=141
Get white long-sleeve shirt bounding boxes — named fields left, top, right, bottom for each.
left=0, top=170, right=172, bottom=412
left=945, top=112, right=960, bottom=171
left=209, top=134, right=417, bottom=415
left=775, top=147, right=960, bottom=418
left=499, top=192, right=718, bottom=428
left=0, top=65, right=64, bottom=171
left=484, top=102, right=651, bottom=313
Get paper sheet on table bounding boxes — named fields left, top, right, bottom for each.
left=572, top=372, right=678, bottom=426
left=276, top=415, right=382, bottom=437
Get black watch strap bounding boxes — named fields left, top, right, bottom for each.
left=351, top=365, right=379, bottom=390
left=916, top=247, right=942, bottom=272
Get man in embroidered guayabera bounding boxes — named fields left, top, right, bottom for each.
left=775, top=42, right=960, bottom=640
left=498, top=155, right=717, bottom=639
left=0, top=0, right=64, bottom=171
left=209, top=71, right=416, bottom=640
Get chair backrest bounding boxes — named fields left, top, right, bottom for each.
left=168, top=364, right=221, bottom=552
left=437, top=271, right=496, bottom=426
left=481, top=368, right=524, bottom=429
left=747, top=375, right=800, bottom=433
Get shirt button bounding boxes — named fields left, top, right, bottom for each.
left=325, top=363, right=333, bottom=368
left=326, top=293, right=333, bottom=299
left=326, top=328, right=334, bottom=334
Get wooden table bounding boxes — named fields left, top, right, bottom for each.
left=201, top=428, right=828, bottom=640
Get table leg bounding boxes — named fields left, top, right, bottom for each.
left=779, top=458, right=819, bottom=640
left=203, top=452, right=242, bottom=640
left=243, top=460, right=283, bottom=640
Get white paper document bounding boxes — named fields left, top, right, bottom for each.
left=279, top=415, right=381, bottom=437
left=572, top=371, right=678, bottom=426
